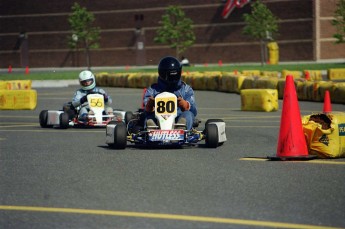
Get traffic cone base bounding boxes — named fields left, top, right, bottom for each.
left=267, top=155, right=317, bottom=161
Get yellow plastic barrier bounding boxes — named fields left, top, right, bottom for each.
left=281, top=70, right=302, bottom=79
left=95, top=73, right=109, bottom=86
left=241, top=76, right=256, bottom=90
left=240, top=89, right=278, bottom=112
left=255, top=77, right=279, bottom=89
left=327, top=68, right=345, bottom=80
left=204, top=72, right=221, bottom=91
left=304, top=70, right=323, bottom=81
left=0, top=81, right=7, bottom=90
left=0, top=89, right=37, bottom=110
left=5, top=80, right=32, bottom=90
left=303, top=112, right=345, bottom=158
left=242, top=70, right=260, bottom=77
left=261, top=71, right=279, bottom=78
left=267, top=42, right=279, bottom=65
left=219, top=72, right=245, bottom=93
left=332, top=82, right=345, bottom=104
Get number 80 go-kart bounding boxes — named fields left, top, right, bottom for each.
left=39, top=93, right=133, bottom=128
left=105, top=92, right=227, bottom=149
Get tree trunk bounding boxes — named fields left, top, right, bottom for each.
left=85, top=46, right=91, bottom=70
left=260, top=40, right=266, bottom=66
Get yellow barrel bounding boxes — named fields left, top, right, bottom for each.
left=0, top=89, right=37, bottom=110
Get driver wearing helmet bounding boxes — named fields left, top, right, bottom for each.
left=71, top=70, right=113, bottom=122
left=144, top=56, right=197, bottom=130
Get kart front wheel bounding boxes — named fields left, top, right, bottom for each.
left=59, top=113, right=70, bottom=129
left=108, top=121, right=127, bottom=149
left=205, top=123, right=219, bottom=148
left=205, top=119, right=224, bottom=127
left=39, top=110, right=49, bottom=128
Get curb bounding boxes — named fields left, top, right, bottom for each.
left=31, top=80, right=79, bottom=88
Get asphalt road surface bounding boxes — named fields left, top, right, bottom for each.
left=1, top=86, right=345, bottom=229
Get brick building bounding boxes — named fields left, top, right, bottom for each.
left=0, top=0, right=344, bottom=68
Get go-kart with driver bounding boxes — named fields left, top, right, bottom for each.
left=39, top=92, right=133, bottom=129
left=105, top=91, right=227, bottom=149
left=39, top=70, right=133, bottom=129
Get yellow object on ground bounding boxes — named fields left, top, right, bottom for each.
left=267, top=42, right=279, bottom=65
left=240, top=89, right=278, bottom=112
left=0, top=89, right=37, bottom=110
left=303, top=112, right=345, bottom=158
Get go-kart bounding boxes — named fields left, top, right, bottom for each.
left=39, top=93, right=133, bottom=129
left=105, top=92, right=227, bottom=149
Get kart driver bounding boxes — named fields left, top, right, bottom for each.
left=71, top=70, right=113, bottom=122
left=144, top=56, right=197, bottom=130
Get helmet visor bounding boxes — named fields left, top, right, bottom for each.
left=80, top=79, right=94, bottom=87
left=160, top=70, right=180, bottom=83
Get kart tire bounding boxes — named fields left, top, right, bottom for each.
left=59, top=113, right=70, bottom=129
left=205, top=119, right=224, bottom=128
left=125, top=111, right=134, bottom=124
left=39, top=110, right=49, bottom=128
left=205, top=123, right=219, bottom=148
left=109, top=121, right=127, bottom=149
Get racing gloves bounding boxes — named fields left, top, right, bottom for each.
left=145, top=96, right=155, bottom=112
left=80, top=95, right=88, bottom=104
left=177, top=97, right=190, bottom=111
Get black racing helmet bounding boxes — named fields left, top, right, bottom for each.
left=158, top=56, right=182, bottom=85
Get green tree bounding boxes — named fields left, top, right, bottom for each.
left=154, top=5, right=195, bottom=58
left=242, top=1, right=279, bottom=66
left=332, top=0, right=345, bottom=44
left=68, top=2, right=100, bottom=69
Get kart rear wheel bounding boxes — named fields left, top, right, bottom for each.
left=205, top=123, right=219, bottom=148
left=39, top=110, right=49, bottom=128
left=59, top=113, right=70, bottom=129
left=109, top=121, right=127, bottom=149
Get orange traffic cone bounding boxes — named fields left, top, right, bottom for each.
left=218, top=60, right=223, bottom=67
left=25, top=66, right=29, bottom=74
left=8, top=65, right=12, bottom=73
left=323, top=90, right=332, bottom=113
left=305, top=71, right=311, bottom=81
left=268, top=75, right=316, bottom=160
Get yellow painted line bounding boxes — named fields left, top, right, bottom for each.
left=0, top=205, right=342, bottom=229
left=240, top=158, right=345, bottom=165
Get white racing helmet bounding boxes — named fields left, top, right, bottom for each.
left=79, top=70, right=96, bottom=91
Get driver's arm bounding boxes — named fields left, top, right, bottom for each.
left=72, top=91, right=85, bottom=108
left=183, top=87, right=197, bottom=116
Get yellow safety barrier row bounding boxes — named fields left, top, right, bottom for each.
left=96, top=70, right=345, bottom=104
left=0, top=80, right=32, bottom=90
left=0, top=89, right=37, bottom=110
left=328, top=68, right=345, bottom=80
